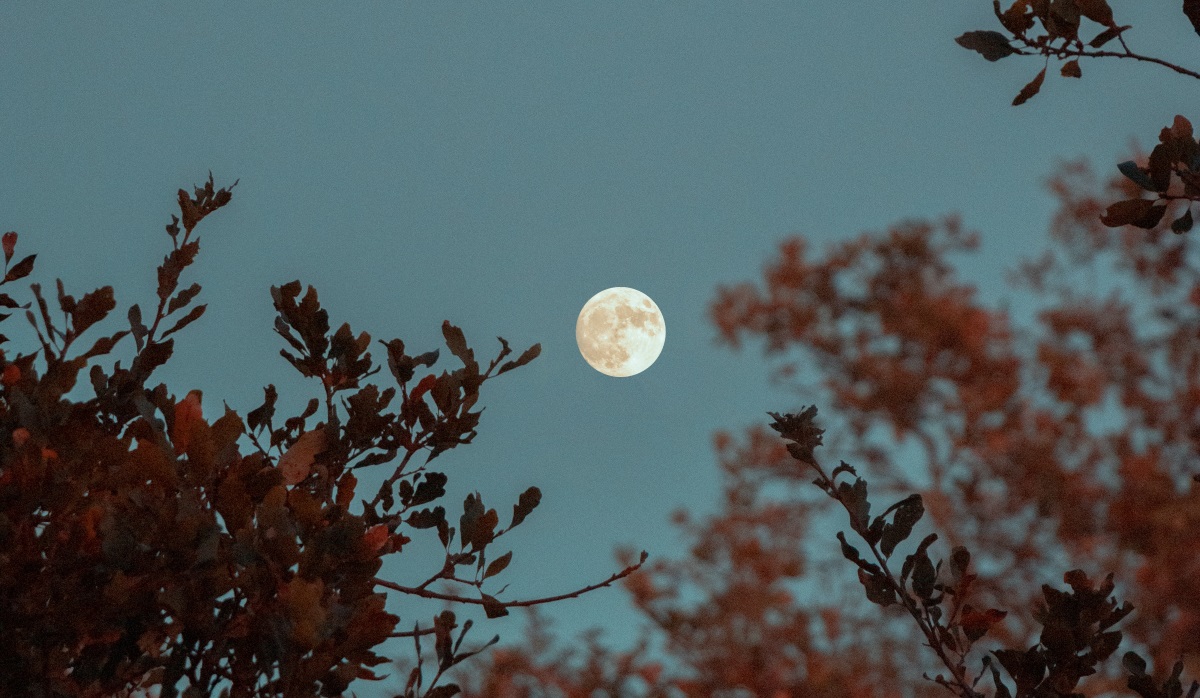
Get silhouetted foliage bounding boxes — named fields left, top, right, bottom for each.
left=0, top=176, right=644, bottom=697
left=449, top=6, right=1200, bottom=696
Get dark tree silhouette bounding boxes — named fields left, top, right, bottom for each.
left=0, top=177, right=645, bottom=697
left=448, top=4, right=1200, bottom=697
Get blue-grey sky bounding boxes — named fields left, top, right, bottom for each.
left=2, top=2, right=1195, bottom=693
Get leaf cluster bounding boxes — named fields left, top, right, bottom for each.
left=0, top=177, right=639, bottom=698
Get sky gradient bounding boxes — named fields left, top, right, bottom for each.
left=1, top=2, right=1195, bottom=693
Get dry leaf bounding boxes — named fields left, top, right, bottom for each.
left=278, top=429, right=327, bottom=485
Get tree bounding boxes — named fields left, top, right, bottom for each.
left=449, top=4, right=1200, bottom=696
left=0, top=176, right=646, bottom=697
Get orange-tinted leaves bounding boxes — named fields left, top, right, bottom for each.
left=278, top=428, right=327, bottom=486
left=961, top=606, right=1008, bottom=642
left=1060, top=59, right=1081, bottom=77
left=1012, top=67, right=1046, bottom=105
left=364, top=524, right=389, bottom=554
left=171, top=390, right=204, bottom=456
left=336, top=471, right=357, bottom=508
left=1000, top=0, right=1035, bottom=33
left=484, top=550, right=512, bottom=579
left=955, top=30, right=1019, bottom=61
left=410, top=374, right=437, bottom=403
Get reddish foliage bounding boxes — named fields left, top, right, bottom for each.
left=0, top=177, right=641, bottom=697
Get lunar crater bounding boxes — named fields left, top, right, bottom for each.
left=576, top=287, right=665, bottom=377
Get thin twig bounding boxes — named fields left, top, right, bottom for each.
left=373, top=552, right=649, bottom=610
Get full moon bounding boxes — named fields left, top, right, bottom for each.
left=576, top=287, right=666, bottom=377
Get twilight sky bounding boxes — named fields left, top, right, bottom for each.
left=1, top=2, right=1194, bottom=692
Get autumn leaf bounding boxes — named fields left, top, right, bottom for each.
left=171, top=390, right=204, bottom=456
left=1073, top=0, right=1114, bottom=27
left=364, top=524, right=389, bottom=554
left=278, top=428, right=327, bottom=485
left=2, top=232, right=15, bottom=264
left=1012, top=67, right=1046, bottom=106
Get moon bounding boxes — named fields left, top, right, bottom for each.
left=576, top=287, right=666, bottom=377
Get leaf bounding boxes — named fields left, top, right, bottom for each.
left=880, top=494, right=924, bottom=558
left=1060, top=59, right=1081, bottom=78
left=442, top=320, right=477, bottom=372
left=1123, top=651, right=1147, bottom=677
left=128, top=304, right=148, bottom=351
left=1012, top=67, right=1046, bottom=106
left=161, top=304, right=206, bottom=339
left=132, top=338, right=174, bottom=380
left=335, top=472, right=357, bottom=508
left=960, top=606, right=1008, bottom=642
left=1132, top=205, right=1168, bottom=230
left=510, top=486, right=541, bottom=529
left=480, top=594, right=508, bottom=618
left=955, top=30, right=1019, bottom=61
left=950, top=546, right=971, bottom=579
left=167, top=282, right=201, bottom=315
left=71, top=286, right=116, bottom=336
left=1186, top=0, right=1200, bottom=37
left=999, top=0, right=1034, bottom=33
left=80, top=330, right=129, bottom=360
left=1149, top=143, right=1174, bottom=192
left=1100, top=198, right=1156, bottom=227
left=484, top=551, right=512, bottom=579
left=497, top=343, right=541, bottom=375
left=911, top=552, right=937, bottom=599
left=1173, top=208, right=1194, bottom=234
left=858, top=568, right=897, bottom=607
left=1073, top=0, right=1113, bottom=26
left=363, top=524, right=389, bottom=554
left=2, top=232, right=15, bottom=263
left=407, top=506, right=446, bottom=529
left=278, top=428, right=327, bottom=485
left=1117, top=161, right=1157, bottom=191
left=246, top=384, right=277, bottom=433
left=172, top=390, right=204, bottom=456
left=1089, top=24, right=1130, bottom=47
left=459, top=492, right=484, bottom=550
left=4, top=254, right=35, bottom=283
left=410, top=472, right=448, bottom=506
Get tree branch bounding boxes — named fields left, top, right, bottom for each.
left=373, top=551, right=649, bottom=611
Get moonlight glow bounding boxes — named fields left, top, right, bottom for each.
left=576, top=287, right=666, bottom=377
